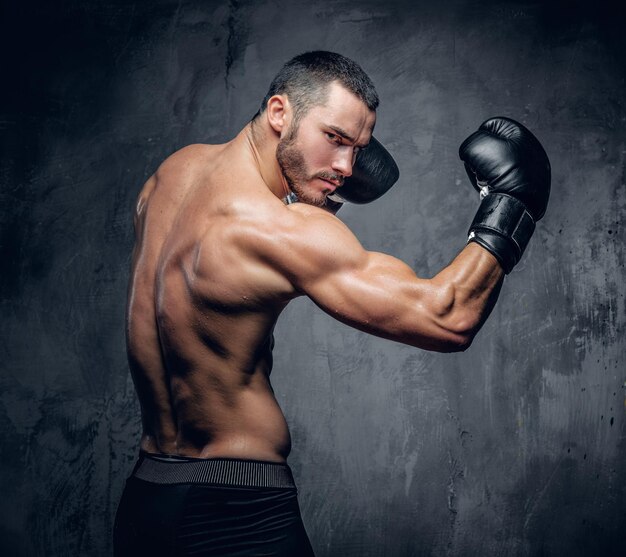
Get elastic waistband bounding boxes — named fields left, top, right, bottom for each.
left=132, top=452, right=296, bottom=489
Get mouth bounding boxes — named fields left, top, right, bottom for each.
left=318, top=177, right=342, bottom=192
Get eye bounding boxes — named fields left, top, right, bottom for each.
left=326, top=132, right=342, bottom=144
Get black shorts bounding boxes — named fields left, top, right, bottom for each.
left=114, top=452, right=315, bottom=557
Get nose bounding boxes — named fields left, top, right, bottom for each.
left=331, top=147, right=354, bottom=178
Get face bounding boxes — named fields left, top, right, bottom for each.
left=276, top=82, right=376, bottom=207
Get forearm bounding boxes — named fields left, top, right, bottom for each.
left=426, top=242, right=504, bottom=349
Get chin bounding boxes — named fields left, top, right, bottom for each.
left=292, top=183, right=326, bottom=207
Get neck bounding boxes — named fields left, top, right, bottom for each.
left=244, top=119, right=291, bottom=200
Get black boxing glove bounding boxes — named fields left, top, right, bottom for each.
left=459, top=117, right=551, bottom=273
left=328, top=136, right=399, bottom=204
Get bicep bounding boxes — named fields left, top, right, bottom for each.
left=302, top=249, right=457, bottom=350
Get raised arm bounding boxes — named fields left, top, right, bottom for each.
left=248, top=116, right=550, bottom=352
left=256, top=206, right=503, bottom=352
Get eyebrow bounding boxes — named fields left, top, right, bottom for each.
left=328, top=125, right=370, bottom=148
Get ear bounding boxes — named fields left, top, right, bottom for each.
left=266, top=95, right=291, bottom=136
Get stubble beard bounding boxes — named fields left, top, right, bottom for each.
left=276, top=125, right=343, bottom=208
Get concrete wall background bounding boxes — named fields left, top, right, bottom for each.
left=2, top=0, right=624, bottom=555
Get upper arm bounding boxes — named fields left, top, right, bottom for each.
left=245, top=205, right=476, bottom=351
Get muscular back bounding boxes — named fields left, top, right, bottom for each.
left=126, top=142, right=298, bottom=462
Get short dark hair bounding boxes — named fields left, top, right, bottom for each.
left=254, top=51, right=379, bottom=123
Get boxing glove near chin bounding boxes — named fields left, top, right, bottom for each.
left=328, top=136, right=400, bottom=204
left=459, top=117, right=551, bottom=273
left=285, top=136, right=400, bottom=206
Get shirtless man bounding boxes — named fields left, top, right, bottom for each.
left=114, top=51, right=550, bottom=556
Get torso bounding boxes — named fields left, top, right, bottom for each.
left=126, top=140, right=300, bottom=462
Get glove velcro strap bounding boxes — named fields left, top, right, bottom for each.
left=467, top=193, right=535, bottom=273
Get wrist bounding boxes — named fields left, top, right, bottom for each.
left=467, top=193, right=535, bottom=274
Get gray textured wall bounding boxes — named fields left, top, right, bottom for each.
left=2, top=1, right=624, bottom=555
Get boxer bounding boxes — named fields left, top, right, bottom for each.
left=114, top=51, right=550, bottom=556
